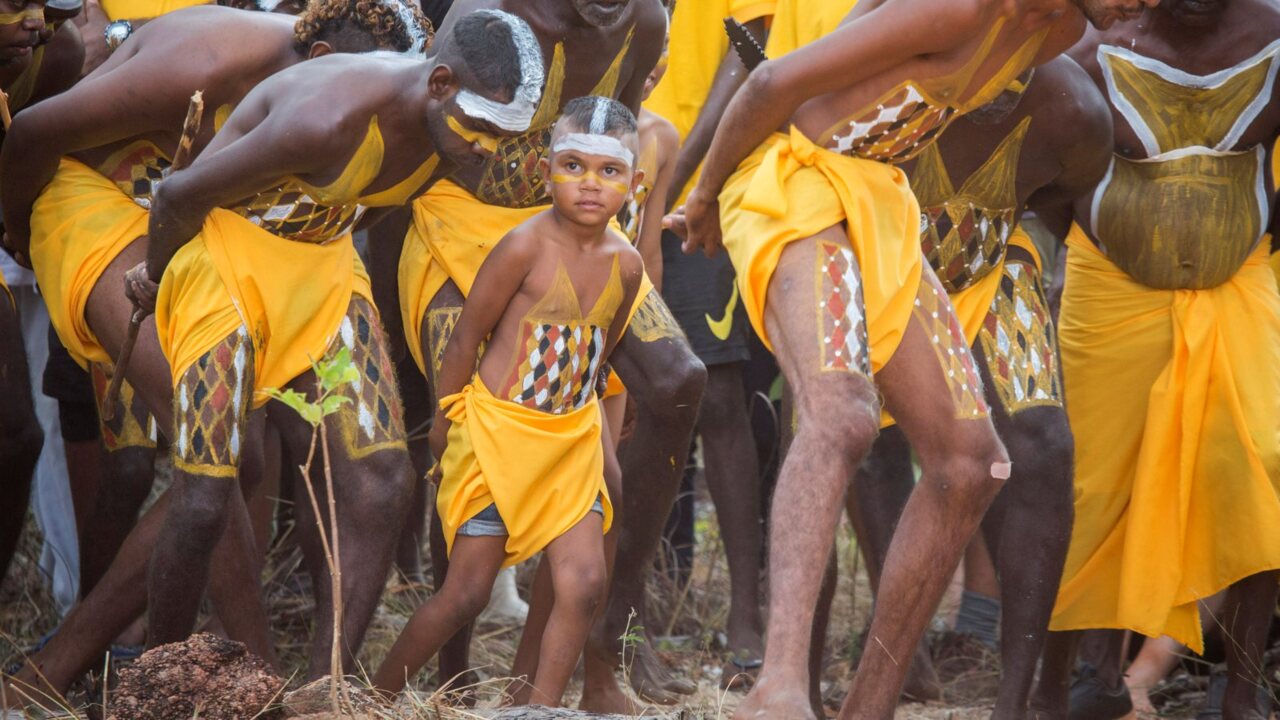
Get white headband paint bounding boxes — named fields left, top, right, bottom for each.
left=387, top=0, right=429, bottom=57
left=256, top=0, right=282, bottom=11
left=455, top=9, right=545, bottom=133
left=552, top=133, right=635, bottom=167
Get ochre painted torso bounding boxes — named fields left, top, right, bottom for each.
left=911, top=115, right=1030, bottom=293
left=1089, top=41, right=1280, bottom=289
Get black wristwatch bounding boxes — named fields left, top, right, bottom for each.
left=104, top=19, right=133, bottom=52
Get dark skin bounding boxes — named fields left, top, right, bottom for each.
left=74, top=0, right=211, bottom=77
left=0, top=5, right=81, bottom=584
left=1032, top=2, right=1280, bottom=719
left=394, top=0, right=708, bottom=707
left=665, top=1, right=1159, bottom=718
left=848, top=56, right=1112, bottom=720
left=136, top=50, right=503, bottom=678
left=0, top=9, right=423, bottom=705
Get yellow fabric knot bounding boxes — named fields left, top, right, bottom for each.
left=439, top=385, right=472, bottom=422
left=742, top=127, right=820, bottom=218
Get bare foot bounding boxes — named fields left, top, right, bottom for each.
left=579, top=678, right=642, bottom=715
left=625, top=641, right=694, bottom=704
left=1128, top=684, right=1157, bottom=717
left=735, top=677, right=817, bottom=720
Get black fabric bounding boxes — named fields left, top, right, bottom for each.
left=43, top=324, right=98, bottom=442
left=660, top=230, right=750, bottom=366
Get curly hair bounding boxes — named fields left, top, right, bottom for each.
left=294, top=0, right=434, bottom=55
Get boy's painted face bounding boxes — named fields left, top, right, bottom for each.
left=544, top=131, right=639, bottom=226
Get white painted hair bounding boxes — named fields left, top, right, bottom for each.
left=455, top=9, right=545, bottom=133
left=387, top=0, right=429, bottom=57
left=255, top=0, right=282, bottom=11
left=552, top=133, right=635, bottom=167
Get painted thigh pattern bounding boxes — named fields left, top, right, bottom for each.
left=426, top=305, right=461, bottom=385
left=173, top=326, right=253, bottom=479
left=975, top=259, right=1062, bottom=415
left=627, top=289, right=687, bottom=344
left=816, top=240, right=871, bottom=376
left=912, top=271, right=989, bottom=420
left=91, top=363, right=158, bottom=452
left=326, top=297, right=408, bottom=460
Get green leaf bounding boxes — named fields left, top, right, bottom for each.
left=320, top=395, right=352, bottom=417
left=263, top=387, right=323, bottom=426
left=316, top=347, right=358, bottom=393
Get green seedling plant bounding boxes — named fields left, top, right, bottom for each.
left=263, top=347, right=360, bottom=715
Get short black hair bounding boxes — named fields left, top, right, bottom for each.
left=444, top=11, right=526, bottom=102
left=557, top=96, right=637, bottom=138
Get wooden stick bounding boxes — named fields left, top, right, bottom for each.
left=0, top=89, right=12, bottom=130
left=103, top=90, right=204, bottom=421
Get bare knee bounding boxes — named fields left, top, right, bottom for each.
left=438, top=579, right=493, bottom=626
left=102, top=449, right=156, bottom=510
left=635, top=343, right=706, bottom=419
left=0, top=421, right=43, bottom=471
left=924, top=428, right=1009, bottom=515
left=796, top=378, right=880, bottom=463
left=553, top=558, right=607, bottom=616
left=170, top=481, right=235, bottom=545
left=360, top=450, right=417, bottom=511
left=1004, top=411, right=1074, bottom=517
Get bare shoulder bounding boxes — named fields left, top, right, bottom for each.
left=640, top=111, right=680, bottom=156
left=1028, top=56, right=1111, bottom=157
left=606, top=229, right=645, bottom=285
left=631, top=0, right=668, bottom=37
left=494, top=216, right=546, bottom=265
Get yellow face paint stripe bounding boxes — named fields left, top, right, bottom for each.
left=446, top=114, right=498, bottom=153
left=0, top=7, right=42, bottom=24
left=550, top=172, right=629, bottom=195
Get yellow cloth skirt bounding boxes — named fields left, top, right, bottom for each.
left=1050, top=226, right=1280, bottom=653
left=30, top=158, right=149, bottom=368
left=718, top=127, right=922, bottom=373
left=399, top=179, right=654, bottom=375
left=156, top=209, right=372, bottom=407
left=437, top=375, right=614, bottom=568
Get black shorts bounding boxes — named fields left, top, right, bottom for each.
left=660, top=230, right=750, bottom=366
left=43, top=323, right=98, bottom=442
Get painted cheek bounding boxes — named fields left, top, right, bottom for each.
left=551, top=171, right=629, bottom=195
left=445, top=114, right=499, bottom=153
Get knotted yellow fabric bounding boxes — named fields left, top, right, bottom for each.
left=156, top=209, right=372, bottom=406
left=1050, top=225, right=1280, bottom=652
left=399, top=180, right=653, bottom=375
left=718, top=128, right=922, bottom=372
left=436, top=376, right=613, bottom=568
left=30, top=157, right=149, bottom=368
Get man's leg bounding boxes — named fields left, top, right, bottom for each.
left=275, top=296, right=415, bottom=677
left=0, top=297, right=42, bottom=582
left=604, top=289, right=706, bottom=702
left=840, top=266, right=1009, bottom=720
left=1220, top=572, right=1279, bottom=719
left=736, top=227, right=882, bottom=720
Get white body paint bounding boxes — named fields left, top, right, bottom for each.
left=456, top=9, right=546, bottom=132
left=552, top=132, right=635, bottom=167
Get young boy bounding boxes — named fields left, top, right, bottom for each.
left=373, top=96, right=646, bottom=707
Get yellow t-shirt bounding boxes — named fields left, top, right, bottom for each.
left=101, top=0, right=206, bottom=21
left=643, top=0, right=775, bottom=204
left=765, top=0, right=857, bottom=57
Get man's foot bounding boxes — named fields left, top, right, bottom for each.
left=1197, top=669, right=1273, bottom=720
left=721, top=649, right=764, bottom=691
left=933, top=631, right=998, bottom=702
left=902, top=639, right=942, bottom=702
left=1068, top=663, right=1133, bottom=720
left=735, top=677, right=818, bottom=720
left=579, top=679, right=643, bottom=715
left=625, top=640, right=695, bottom=704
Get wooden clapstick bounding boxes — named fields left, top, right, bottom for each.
left=103, top=90, right=204, bottom=422
left=0, top=89, right=12, bottom=130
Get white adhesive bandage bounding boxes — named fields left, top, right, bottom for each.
left=455, top=9, right=545, bottom=132
left=552, top=133, right=635, bottom=166
left=991, top=462, right=1012, bottom=481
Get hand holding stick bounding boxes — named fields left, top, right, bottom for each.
left=103, top=90, right=204, bottom=421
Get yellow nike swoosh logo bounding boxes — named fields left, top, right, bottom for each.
left=705, top=284, right=740, bottom=341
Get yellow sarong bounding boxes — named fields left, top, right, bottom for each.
left=30, top=157, right=149, bottom=368
left=399, top=180, right=654, bottom=375
left=156, top=209, right=371, bottom=406
left=437, top=375, right=614, bottom=568
left=718, top=127, right=922, bottom=372
left=1050, top=225, right=1280, bottom=652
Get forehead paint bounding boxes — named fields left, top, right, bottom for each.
left=550, top=171, right=630, bottom=195
left=552, top=133, right=635, bottom=167
left=0, top=6, right=42, bottom=24
left=446, top=114, right=499, bottom=152
left=455, top=9, right=544, bottom=133
left=256, top=0, right=282, bottom=11
left=386, top=0, right=429, bottom=57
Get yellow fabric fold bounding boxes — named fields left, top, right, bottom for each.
left=436, top=376, right=613, bottom=568
left=1050, top=226, right=1280, bottom=653
left=718, top=128, right=922, bottom=372
left=156, top=209, right=371, bottom=406
left=400, top=180, right=653, bottom=375
left=30, top=157, right=149, bottom=368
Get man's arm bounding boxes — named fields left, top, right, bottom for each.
left=29, top=20, right=85, bottom=105
left=1024, top=60, right=1113, bottom=240
left=664, top=16, right=766, bottom=209
left=680, top=0, right=990, bottom=254
left=145, top=102, right=329, bottom=283
left=636, top=119, right=679, bottom=291
left=77, top=0, right=206, bottom=76
left=0, top=50, right=186, bottom=260
left=428, top=231, right=536, bottom=460
left=614, top=0, right=667, bottom=116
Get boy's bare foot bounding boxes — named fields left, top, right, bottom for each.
left=735, top=676, right=817, bottom=720
left=626, top=642, right=695, bottom=703
left=579, top=680, right=642, bottom=715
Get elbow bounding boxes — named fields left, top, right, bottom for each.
left=746, top=61, right=780, bottom=101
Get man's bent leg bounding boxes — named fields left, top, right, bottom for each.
left=148, top=328, right=254, bottom=648
left=842, top=267, right=1008, bottom=720
left=606, top=290, right=706, bottom=702
left=0, top=300, right=42, bottom=582
left=737, top=227, right=881, bottom=720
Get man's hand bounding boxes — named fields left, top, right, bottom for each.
left=665, top=187, right=722, bottom=257
left=2, top=231, right=32, bottom=269
left=427, top=410, right=449, bottom=471
left=79, top=0, right=111, bottom=77
left=124, top=261, right=159, bottom=317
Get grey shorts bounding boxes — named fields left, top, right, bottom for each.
left=457, top=496, right=605, bottom=537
